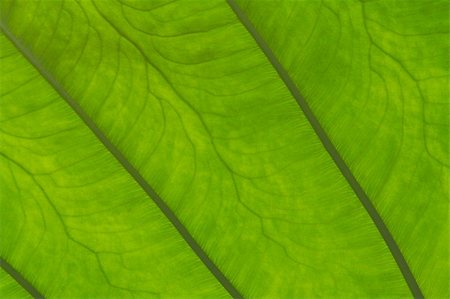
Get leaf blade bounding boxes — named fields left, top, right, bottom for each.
left=2, top=0, right=446, bottom=297
left=0, top=258, right=41, bottom=299
left=0, top=28, right=229, bottom=298
left=233, top=0, right=449, bottom=297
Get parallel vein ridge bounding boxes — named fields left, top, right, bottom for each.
left=225, top=1, right=424, bottom=298
left=1, top=258, right=44, bottom=299
left=0, top=22, right=242, bottom=299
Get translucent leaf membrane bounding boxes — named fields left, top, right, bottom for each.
left=1, top=0, right=447, bottom=297
left=0, top=267, right=32, bottom=299
left=0, top=31, right=227, bottom=298
left=236, top=0, right=449, bottom=297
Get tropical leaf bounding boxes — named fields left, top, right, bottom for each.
left=0, top=264, right=32, bottom=299
left=0, top=0, right=448, bottom=298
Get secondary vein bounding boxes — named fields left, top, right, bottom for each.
left=0, top=258, right=45, bottom=299
left=0, top=21, right=241, bottom=299
left=225, top=1, right=424, bottom=298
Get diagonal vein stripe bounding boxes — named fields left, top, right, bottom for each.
left=225, top=1, right=424, bottom=298
left=0, top=22, right=242, bottom=299
left=1, top=258, right=45, bottom=299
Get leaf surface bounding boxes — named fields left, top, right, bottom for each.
left=0, top=0, right=448, bottom=298
left=0, top=265, right=33, bottom=299
left=233, top=0, right=449, bottom=297
left=0, top=27, right=228, bottom=298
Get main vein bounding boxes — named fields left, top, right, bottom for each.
left=0, top=258, right=44, bottom=299
left=225, top=1, right=423, bottom=298
left=0, top=23, right=242, bottom=299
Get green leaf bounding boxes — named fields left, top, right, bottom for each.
left=0, top=264, right=33, bottom=299
left=0, top=0, right=448, bottom=298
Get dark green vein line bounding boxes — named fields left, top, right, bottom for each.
left=0, top=23, right=242, bottom=299
left=0, top=258, right=45, bottom=299
left=225, top=1, right=424, bottom=298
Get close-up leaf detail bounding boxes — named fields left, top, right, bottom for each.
left=0, top=0, right=448, bottom=298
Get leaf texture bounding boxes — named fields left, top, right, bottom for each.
left=0, top=263, right=33, bottom=299
left=233, top=0, right=449, bottom=297
left=0, top=0, right=448, bottom=298
left=0, top=26, right=228, bottom=298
